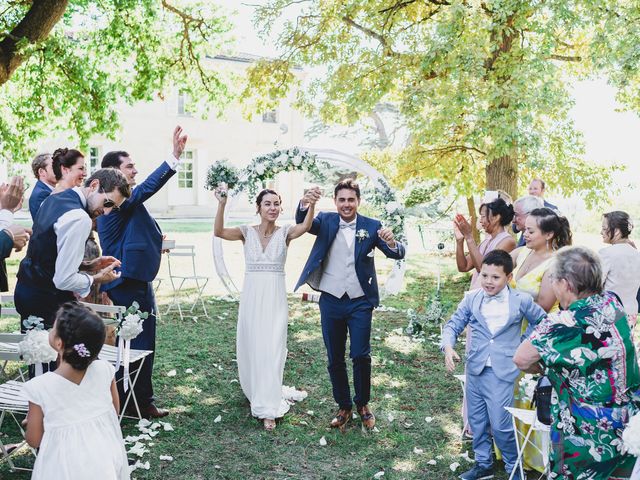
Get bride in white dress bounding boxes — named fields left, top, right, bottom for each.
left=213, top=186, right=319, bottom=430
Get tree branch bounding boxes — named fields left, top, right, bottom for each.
left=342, top=15, right=396, bottom=55
left=0, top=0, right=69, bottom=86
left=550, top=54, right=582, bottom=62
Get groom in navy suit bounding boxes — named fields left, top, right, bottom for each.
left=295, top=179, right=405, bottom=429
left=97, top=126, right=188, bottom=419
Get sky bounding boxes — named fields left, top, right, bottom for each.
left=225, top=2, right=640, bottom=203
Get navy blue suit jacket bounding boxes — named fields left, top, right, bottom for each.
left=294, top=208, right=405, bottom=307
left=97, top=162, right=175, bottom=290
left=29, top=180, right=52, bottom=221
left=0, top=231, right=12, bottom=292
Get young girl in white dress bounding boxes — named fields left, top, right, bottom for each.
left=23, top=302, right=129, bottom=480
left=214, top=186, right=320, bottom=431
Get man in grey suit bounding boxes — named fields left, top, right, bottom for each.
left=441, top=250, right=546, bottom=480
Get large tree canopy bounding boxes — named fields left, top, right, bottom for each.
left=0, top=0, right=231, bottom=163
left=244, top=0, right=637, bottom=205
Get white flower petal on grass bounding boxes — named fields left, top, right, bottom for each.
left=128, top=442, right=148, bottom=457
left=427, top=460, right=437, bottom=465
left=185, top=368, right=193, bottom=374
left=403, top=422, right=414, bottom=428
left=436, top=455, right=444, bottom=460
left=387, top=413, right=395, bottom=423
left=372, top=426, right=380, bottom=433
left=214, top=415, right=222, bottom=423
left=352, top=412, right=358, bottom=419
left=424, top=416, right=434, bottom=423
left=459, top=451, right=473, bottom=462
left=319, top=436, right=327, bottom=446
left=159, top=422, right=174, bottom=431
left=384, top=393, right=393, bottom=399
left=130, top=460, right=151, bottom=472
left=306, top=410, right=314, bottom=416
left=413, top=447, right=424, bottom=454
left=449, top=462, right=460, bottom=472
left=299, top=421, right=308, bottom=426
left=159, top=455, right=174, bottom=461
left=230, top=379, right=239, bottom=383
left=373, top=471, right=385, bottom=478
left=167, top=369, right=177, bottom=377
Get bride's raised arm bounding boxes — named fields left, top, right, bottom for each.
left=213, top=187, right=244, bottom=241
left=287, top=190, right=318, bottom=243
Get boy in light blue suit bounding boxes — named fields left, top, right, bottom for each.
left=441, top=250, right=546, bottom=480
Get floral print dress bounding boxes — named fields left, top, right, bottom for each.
left=530, top=292, right=640, bottom=479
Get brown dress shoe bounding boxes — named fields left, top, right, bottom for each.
left=357, top=405, right=375, bottom=429
left=140, top=403, right=169, bottom=419
left=330, top=408, right=352, bottom=430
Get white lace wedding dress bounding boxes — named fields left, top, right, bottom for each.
left=236, top=224, right=307, bottom=420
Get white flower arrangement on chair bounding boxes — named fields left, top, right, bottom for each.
left=116, top=302, right=148, bottom=391
left=18, top=316, right=57, bottom=375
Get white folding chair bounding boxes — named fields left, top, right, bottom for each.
left=80, top=302, right=154, bottom=422
left=165, top=245, right=210, bottom=319
left=505, top=406, right=550, bottom=480
left=453, top=374, right=470, bottom=439
left=0, top=335, right=36, bottom=472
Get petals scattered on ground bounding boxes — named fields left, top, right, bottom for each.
left=167, top=369, right=177, bottom=377
left=413, top=447, right=424, bottom=454
left=159, top=455, right=174, bottom=461
left=450, top=462, right=460, bottom=472
left=214, top=415, right=222, bottom=423
left=424, top=416, right=433, bottom=423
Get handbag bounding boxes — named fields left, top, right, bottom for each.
left=530, top=376, right=553, bottom=425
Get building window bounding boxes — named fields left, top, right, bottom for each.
left=177, top=90, right=191, bottom=116
left=178, top=151, right=194, bottom=189
left=262, top=109, right=278, bottom=123
left=89, top=147, right=100, bottom=173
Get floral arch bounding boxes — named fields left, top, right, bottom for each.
left=211, top=147, right=407, bottom=298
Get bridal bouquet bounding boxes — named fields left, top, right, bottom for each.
left=204, top=159, right=240, bottom=196
left=18, top=316, right=57, bottom=375
left=116, top=302, right=148, bottom=391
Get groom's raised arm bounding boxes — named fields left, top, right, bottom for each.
left=296, top=202, right=322, bottom=236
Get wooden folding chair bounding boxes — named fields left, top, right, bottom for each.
left=165, top=244, right=210, bottom=319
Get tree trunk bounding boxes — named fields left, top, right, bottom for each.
left=466, top=196, right=480, bottom=244
left=486, top=154, right=518, bottom=200
left=0, top=0, right=69, bottom=86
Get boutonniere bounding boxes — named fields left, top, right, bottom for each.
left=355, top=229, right=370, bottom=242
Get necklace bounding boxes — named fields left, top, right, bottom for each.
left=258, top=225, right=274, bottom=238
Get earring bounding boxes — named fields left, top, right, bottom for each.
left=546, top=239, right=550, bottom=251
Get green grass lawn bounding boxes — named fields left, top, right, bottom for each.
left=0, top=256, right=515, bottom=479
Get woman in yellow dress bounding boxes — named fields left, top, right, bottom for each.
left=508, top=207, right=572, bottom=473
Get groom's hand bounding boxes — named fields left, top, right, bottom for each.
left=301, top=187, right=321, bottom=208
left=378, top=227, right=396, bottom=249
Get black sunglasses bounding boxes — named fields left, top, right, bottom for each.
left=100, top=189, right=120, bottom=211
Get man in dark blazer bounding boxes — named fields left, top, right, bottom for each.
left=97, top=126, right=187, bottom=419
left=28, top=153, right=56, bottom=221
left=295, top=179, right=405, bottom=430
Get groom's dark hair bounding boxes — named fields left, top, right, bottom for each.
left=334, top=178, right=360, bottom=199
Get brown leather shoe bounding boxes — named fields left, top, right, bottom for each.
left=357, top=405, right=375, bottom=429
left=330, top=408, right=352, bottom=430
left=140, top=403, right=169, bottom=419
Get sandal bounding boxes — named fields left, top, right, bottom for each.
left=263, top=418, right=276, bottom=431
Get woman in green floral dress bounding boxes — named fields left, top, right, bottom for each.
left=515, top=246, right=640, bottom=479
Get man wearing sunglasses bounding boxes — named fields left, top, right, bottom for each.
left=96, top=126, right=188, bottom=419
left=15, top=168, right=131, bottom=336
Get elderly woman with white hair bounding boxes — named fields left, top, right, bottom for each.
left=514, top=246, right=640, bottom=479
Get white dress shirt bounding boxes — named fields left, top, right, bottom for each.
left=480, top=287, right=510, bottom=367
left=52, top=188, right=93, bottom=297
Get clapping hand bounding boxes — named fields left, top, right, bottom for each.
left=172, top=125, right=188, bottom=159
left=5, top=224, right=31, bottom=252
left=453, top=214, right=473, bottom=239
left=444, top=346, right=461, bottom=373
left=453, top=222, right=464, bottom=242
left=0, top=177, right=25, bottom=212
left=377, top=227, right=397, bottom=249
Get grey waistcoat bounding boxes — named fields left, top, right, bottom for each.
left=318, top=230, right=365, bottom=299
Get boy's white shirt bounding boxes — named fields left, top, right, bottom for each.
left=479, top=287, right=510, bottom=366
